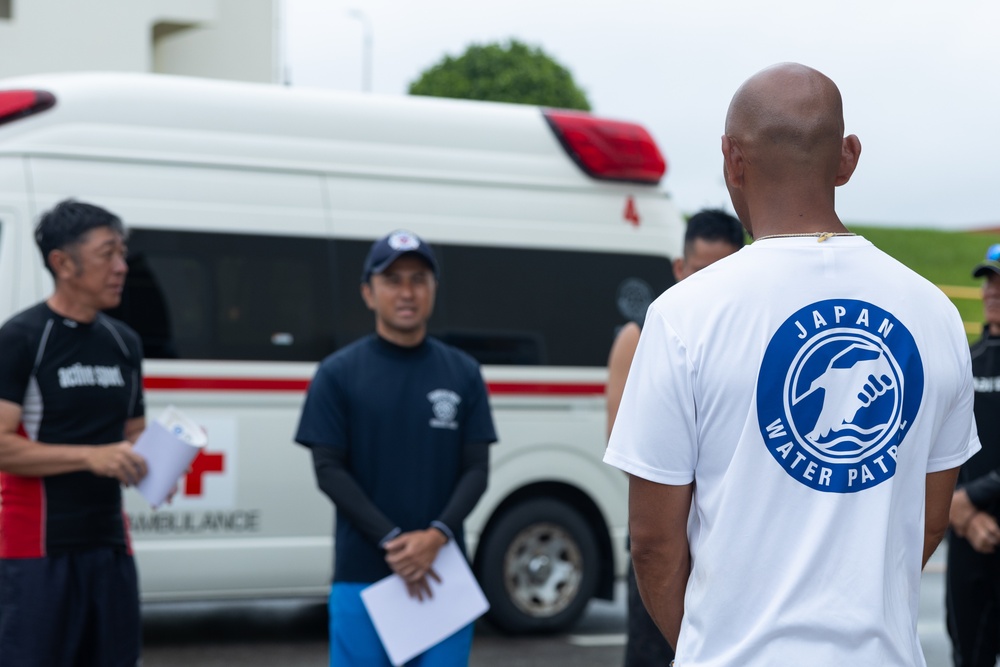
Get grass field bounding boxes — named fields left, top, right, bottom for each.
left=848, top=224, right=1000, bottom=341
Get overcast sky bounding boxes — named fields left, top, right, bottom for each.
left=282, top=0, right=999, bottom=230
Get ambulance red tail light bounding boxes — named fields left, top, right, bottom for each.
left=0, top=90, right=56, bottom=126
left=543, top=109, right=666, bottom=184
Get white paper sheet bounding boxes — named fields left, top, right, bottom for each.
left=132, top=406, right=206, bottom=508
left=360, top=540, right=490, bottom=666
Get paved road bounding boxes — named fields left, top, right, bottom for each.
left=142, top=546, right=958, bottom=666
left=141, top=594, right=629, bottom=667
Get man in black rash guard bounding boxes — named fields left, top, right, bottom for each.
left=0, top=200, right=149, bottom=666
left=295, top=230, right=497, bottom=667
left=946, top=244, right=1000, bottom=667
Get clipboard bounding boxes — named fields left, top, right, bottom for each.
left=360, top=540, right=489, bottom=666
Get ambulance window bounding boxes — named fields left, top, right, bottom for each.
left=109, top=229, right=337, bottom=361
left=434, top=245, right=674, bottom=366
left=329, top=240, right=383, bottom=352
left=0, top=1, right=10, bottom=20
left=117, top=253, right=203, bottom=359
left=329, top=240, right=674, bottom=367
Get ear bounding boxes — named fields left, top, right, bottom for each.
left=721, top=135, right=745, bottom=189
left=672, top=256, right=687, bottom=282
left=48, top=248, right=76, bottom=280
left=834, top=134, right=862, bottom=187
left=360, top=282, right=376, bottom=311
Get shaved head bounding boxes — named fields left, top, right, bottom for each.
left=720, top=63, right=860, bottom=237
left=725, top=63, right=845, bottom=180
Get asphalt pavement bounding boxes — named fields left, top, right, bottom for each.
left=141, top=545, right=961, bottom=667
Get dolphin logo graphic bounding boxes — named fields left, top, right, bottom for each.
left=792, top=342, right=895, bottom=448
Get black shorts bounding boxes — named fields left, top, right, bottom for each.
left=0, top=548, right=141, bottom=666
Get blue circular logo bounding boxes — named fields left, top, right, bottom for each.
left=756, top=299, right=923, bottom=493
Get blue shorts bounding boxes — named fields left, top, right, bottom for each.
left=0, top=549, right=141, bottom=667
left=329, top=582, right=474, bottom=666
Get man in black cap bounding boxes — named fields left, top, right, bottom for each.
left=946, top=243, right=1000, bottom=667
left=295, top=229, right=497, bottom=666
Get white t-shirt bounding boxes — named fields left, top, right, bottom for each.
left=605, top=235, right=980, bottom=667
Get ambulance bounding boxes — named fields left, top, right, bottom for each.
left=0, top=72, right=685, bottom=633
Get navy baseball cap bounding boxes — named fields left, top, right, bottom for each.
left=361, top=230, right=439, bottom=283
left=972, top=243, right=1000, bottom=278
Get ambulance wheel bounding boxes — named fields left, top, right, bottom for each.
left=478, top=499, right=599, bottom=634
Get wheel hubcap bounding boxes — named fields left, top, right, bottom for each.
left=503, top=521, right=583, bottom=618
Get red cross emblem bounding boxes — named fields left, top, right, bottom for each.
left=184, top=450, right=225, bottom=496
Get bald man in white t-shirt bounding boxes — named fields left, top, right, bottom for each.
left=605, top=63, right=980, bottom=667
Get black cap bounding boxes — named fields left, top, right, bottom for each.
left=972, top=243, right=1000, bottom=278
left=361, top=230, right=439, bottom=283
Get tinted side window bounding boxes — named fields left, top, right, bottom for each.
left=333, top=241, right=674, bottom=367
left=108, top=230, right=337, bottom=361
left=434, top=245, right=674, bottom=367
left=113, top=232, right=672, bottom=367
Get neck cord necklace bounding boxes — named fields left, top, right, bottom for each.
left=753, top=232, right=857, bottom=243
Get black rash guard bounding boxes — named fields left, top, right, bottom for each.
left=0, top=302, right=144, bottom=558
left=310, top=439, right=489, bottom=546
left=959, top=329, right=1000, bottom=516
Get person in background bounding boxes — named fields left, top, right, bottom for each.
left=946, top=243, right=1000, bottom=667
left=605, top=63, right=979, bottom=666
left=605, top=208, right=744, bottom=667
left=0, top=199, right=148, bottom=666
left=295, top=229, right=497, bottom=666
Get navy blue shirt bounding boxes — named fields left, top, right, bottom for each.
left=295, top=334, right=497, bottom=582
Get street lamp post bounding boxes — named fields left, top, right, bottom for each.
left=347, top=9, right=372, bottom=93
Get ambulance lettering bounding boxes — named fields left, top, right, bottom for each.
left=129, top=510, right=260, bottom=535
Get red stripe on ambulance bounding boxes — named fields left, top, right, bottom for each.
left=144, top=377, right=606, bottom=396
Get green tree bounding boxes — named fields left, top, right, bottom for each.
left=409, top=39, right=591, bottom=111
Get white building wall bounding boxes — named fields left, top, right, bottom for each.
left=154, top=0, right=279, bottom=84
left=0, top=0, right=152, bottom=77
left=0, top=0, right=277, bottom=83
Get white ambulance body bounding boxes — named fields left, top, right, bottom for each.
left=0, top=72, right=684, bottom=633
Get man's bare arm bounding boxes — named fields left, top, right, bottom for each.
left=628, top=474, right=693, bottom=649
left=925, top=467, right=960, bottom=568
left=0, top=399, right=147, bottom=484
left=606, top=322, right=641, bottom=440
left=124, top=416, right=146, bottom=444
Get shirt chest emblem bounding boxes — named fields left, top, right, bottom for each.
left=57, top=363, right=126, bottom=389
left=427, top=389, right=460, bottom=430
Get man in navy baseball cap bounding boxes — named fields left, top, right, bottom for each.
left=361, top=230, right=439, bottom=283
left=297, top=224, right=497, bottom=666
